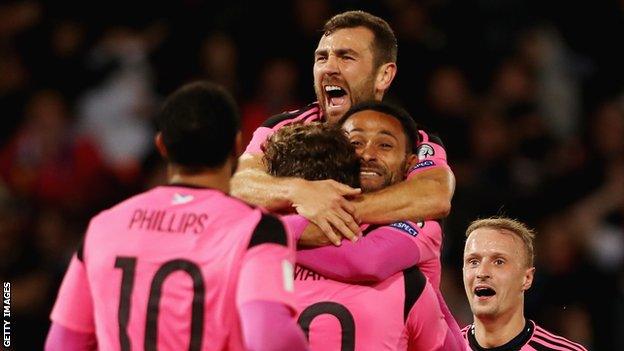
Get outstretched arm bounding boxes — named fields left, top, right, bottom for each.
left=297, top=227, right=421, bottom=282
left=354, top=166, right=454, bottom=224
left=231, top=152, right=361, bottom=242
left=284, top=215, right=442, bottom=283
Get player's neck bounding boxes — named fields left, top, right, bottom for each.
left=167, top=163, right=232, bottom=194
left=474, top=306, right=526, bottom=348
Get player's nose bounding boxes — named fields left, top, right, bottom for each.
left=475, top=264, right=491, bottom=279
left=322, top=54, right=340, bottom=75
left=359, top=143, right=377, bottom=162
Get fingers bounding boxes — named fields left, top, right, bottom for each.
left=315, top=220, right=342, bottom=246
left=333, top=206, right=360, bottom=241
left=339, top=199, right=360, bottom=224
left=328, top=180, right=361, bottom=196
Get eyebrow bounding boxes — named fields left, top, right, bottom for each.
left=315, top=48, right=360, bottom=57
left=465, top=251, right=511, bottom=259
left=349, top=128, right=400, bottom=142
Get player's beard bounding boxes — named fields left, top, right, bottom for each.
left=314, top=75, right=376, bottom=124
left=360, top=159, right=407, bottom=193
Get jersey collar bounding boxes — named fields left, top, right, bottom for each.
left=468, top=319, right=534, bottom=351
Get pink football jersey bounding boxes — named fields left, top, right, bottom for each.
left=50, top=184, right=297, bottom=351
left=462, top=320, right=588, bottom=351
left=294, top=264, right=450, bottom=351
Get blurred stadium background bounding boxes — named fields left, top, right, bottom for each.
left=0, top=0, right=622, bottom=349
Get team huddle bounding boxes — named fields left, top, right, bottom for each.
left=45, top=11, right=588, bottom=351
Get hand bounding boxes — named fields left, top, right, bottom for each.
left=298, top=223, right=335, bottom=247
left=290, top=179, right=361, bottom=246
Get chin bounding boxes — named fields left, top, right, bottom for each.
left=472, top=307, right=498, bottom=319
left=360, top=182, right=383, bottom=193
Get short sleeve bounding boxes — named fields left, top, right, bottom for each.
left=244, top=127, right=274, bottom=155
left=236, top=214, right=297, bottom=313
left=408, top=130, right=451, bottom=178
left=50, top=255, right=96, bottom=333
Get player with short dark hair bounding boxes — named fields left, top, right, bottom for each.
left=45, top=81, right=308, bottom=351
left=155, top=82, right=240, bottom=169
left=462, top=217, right=588, bottom=351
left=322, top=10, right=397, bottom=68
left=264, top=103, right=463, bottom=350
left=337, top=100, right=420, bottom=153
left=232, top=10, right=454, bottom=246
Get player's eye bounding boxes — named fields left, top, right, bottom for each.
left=315, top=55, right=327, bottom=62
left=466, top=259, right=479, bottom=266
left=351, top=140, right=363, bottom=147
left=494, top=259, right=505, bottom=265
left=379, top=143, right=393, bottom=150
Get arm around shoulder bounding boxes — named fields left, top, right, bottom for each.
left=354, top=166, right=454, bottom=224
left=230, top=152, right=302, bottom=211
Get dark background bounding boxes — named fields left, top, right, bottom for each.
left=1, top=0, right=622, bottom=349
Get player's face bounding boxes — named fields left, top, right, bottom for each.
left=463, top=228, right=535, bottom=321
left=343, top=110, right=416, bottom=192
left=314, top=27, right=379, bottom=124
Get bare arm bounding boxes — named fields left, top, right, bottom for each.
left=231, top=152, right=362, bottom=241
left=353, top=167, right=455, bottom=224
left=231, top=152, right=301, bottom=211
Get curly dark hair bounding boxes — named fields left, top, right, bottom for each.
left=263, top=122, right=361, bottom=188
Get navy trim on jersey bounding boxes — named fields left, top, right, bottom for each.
left=427, top=133, right=445, bottom=148
left=261, top=102, right=320, bottom=128
left=361, top=224, right=381, bottom=237
left=467, top=319, right=533, bottom=351
left=402, top=266, right=427, bottom=322
left=248, top=214, right=288, bottom=248
left=76, top=236, right=85, bottom=262
left=165, top=182, right=211, bottom=189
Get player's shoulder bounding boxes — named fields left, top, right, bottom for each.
left=416, top=127, right=445, bottom=148
left=261, top=102, right=321, bottom=128
left=247, top=213, right=289, bottom=248
left=92, top=186, right=257, bottom=222
left=531, top=321, right=588, bottom=351
left=382, top=219, right=440, bottom=238
left=89, top=188, right=154, bottom=222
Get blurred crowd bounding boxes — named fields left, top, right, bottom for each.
left=0, top=0, right=622, bottom=349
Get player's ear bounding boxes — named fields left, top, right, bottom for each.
left=233, top=131, right=243, bottom=157
left=404, top=153, right=418, bottom=173
left=375, top=62, right=397, bottom=95
left=155, top=132, right=168, bottom=159
left=521, top=266, right=535, bottom=291
left=229, top=131, right=244, bottom=174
